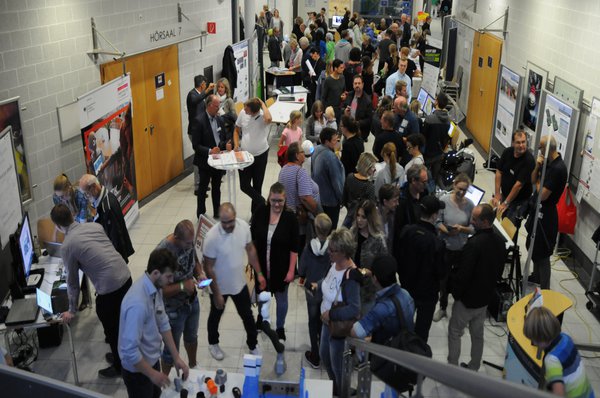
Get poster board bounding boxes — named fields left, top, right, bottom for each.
left=521, top=62, right=548, bottom=150
left=490, top=65, right=523, bottom=158
left=195, top=214, right=215, bottom=262
left=328, top=0, right=352, bottom=17
left=534, top=91, right=579, bottom=173
left=0, top=97, right=32, bottom=203
left=0, top=126, right=23, bottom=249
left=577, top=97, right=600, bottom=206
left=57, top=100, right=80, bottom=142
left=78, top=74, right=139, bottom=227
left=231, top=39, right=250, bottom=103
left=421, top=63, right=440, bottom=98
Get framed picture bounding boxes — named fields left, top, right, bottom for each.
left=521, top=62, right=548, bottom=147
left=0, top=97, right=32, bottom=204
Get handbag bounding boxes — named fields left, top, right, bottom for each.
left=328, top=269, right=358, bottom=338
left=557, top=186, right=577, bottom=235
left=277, top=146, right=288, bottom=167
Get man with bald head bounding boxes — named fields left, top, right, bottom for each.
left=202, top=203, right=267, bottom=360
left=156, top=220, right=205, bottom=375
left=79, top=174, right=134, bottom=262
left=526, top=135, right=567, bottom=289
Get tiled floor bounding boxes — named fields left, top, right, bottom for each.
left=21, top=17, right=600, bottom=398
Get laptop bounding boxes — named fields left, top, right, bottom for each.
left=465, top=184, right=485, bottom=205
left=4, top=295, right=39, bottom=326
left=37, top=288, right=68, bottom=317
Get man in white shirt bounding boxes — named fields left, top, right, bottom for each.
left=203, top=203, right=267, bottom=360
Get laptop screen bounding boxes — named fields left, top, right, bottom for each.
left=465, top=184, right=485, bottom=205
left=36, top=288, right=53, bottom=314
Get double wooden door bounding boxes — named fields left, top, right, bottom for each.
left=466, top=32, right=503, bottom=153
left=100, top=45, right=183, bottom=200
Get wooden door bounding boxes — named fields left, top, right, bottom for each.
left=100, top=45, right=183, bottom=199
left=466, top=32, right=503, bottom=153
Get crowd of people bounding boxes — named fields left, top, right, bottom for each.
left=39, top=5, right=595, bottom=398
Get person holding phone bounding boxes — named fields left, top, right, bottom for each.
left=155, top=220, right=206, bottom=376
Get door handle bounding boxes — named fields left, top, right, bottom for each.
left=480, top=88, right=484, bottom=96
left=149, top=124, right=155, bottom=135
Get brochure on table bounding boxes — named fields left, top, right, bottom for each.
left=491, top=65, right=522, bottom=157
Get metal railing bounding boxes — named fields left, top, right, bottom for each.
left=341, top=337, right=555, bottom=398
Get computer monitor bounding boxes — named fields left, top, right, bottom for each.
left=18, top=213, right=34, bottom=280
left=331, top=15, right=343, bottom=28
left=417, top=88, right=429, bottom=108
left=465, top=184, right=485, bottom=205
left=423, top=95, right=435, bottom=115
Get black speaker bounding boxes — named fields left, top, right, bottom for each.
left=488, top=282, right=514, bottom=322
left=37, top=324, right=64, bottom=348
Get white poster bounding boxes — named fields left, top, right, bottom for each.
left=0, top=127, right=22, bottom=248
left=540, top=93, right=573, bottom=158
left=421, top=63, right=440, bottom=100
left=232, top=40, right=250, bottom=102
left=78, top=74, right=139, bottom=227
left=495, top=66, right=520, bottom=148
left=584, top=97, right=600, bottom=155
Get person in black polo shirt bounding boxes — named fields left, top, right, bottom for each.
left=526, top=135, right=567, bottom=289
left=492, top=129, right=536, bottom=227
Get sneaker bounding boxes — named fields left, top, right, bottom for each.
left=432, top=309, right=447, bottom=322
left=105, top=352, right=114, bottom=364
left=209, top=344, right=225, bottom=360
left=249, top=345, right=261, bottom=356
left=304, top=351, right=320, bottom=369
left=276, top=328, right=286, bottom=341
left=98, top=365, right=120, bottom=378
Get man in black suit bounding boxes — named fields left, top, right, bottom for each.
left=341, top=75, right=373, bottom=141
left=190, top=95, right=230, bottom=219
left=302, top=47, right=326, bottom=114
left=186, top=75, right=215, bottom=195
left=400, top=14, right=412, bottom=48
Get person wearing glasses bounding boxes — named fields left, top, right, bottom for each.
left=433, top=173, right=475, bottom=322
left=250, top=183, right=299, bottom=342
left=155, top=220, right=206, bottom=376
left=403, top=133, right=426, bottom=174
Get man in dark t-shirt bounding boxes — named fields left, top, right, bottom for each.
left=493, top=130, right=536, bottom=227
left=526, top=135, right=567, bottom=289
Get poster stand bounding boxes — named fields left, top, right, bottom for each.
left=488, top=65, right=523, bottom=168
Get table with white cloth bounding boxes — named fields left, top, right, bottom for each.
left=207, top=150, right=254, bottom=209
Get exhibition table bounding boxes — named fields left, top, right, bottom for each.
left=207, top=150, right=254, bottom=209
left=504, top=290, right=572, bottom=387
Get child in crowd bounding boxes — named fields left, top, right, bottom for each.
left=279, top=110, right=304, bottom=147
left=524, top=306, right=595, bottom=398
left=298, top=213, right=333, bottom=369
left=324, top=106, right=338, bottom=131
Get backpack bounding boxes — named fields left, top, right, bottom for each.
left=370, top=296, right=432, bottom=392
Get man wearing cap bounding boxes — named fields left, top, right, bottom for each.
left=447, top=204, right=506, bottom=370
left=397, top=195, right=446, bottom=342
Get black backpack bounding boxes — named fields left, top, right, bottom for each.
left=369, top=296, right=432, bottom=392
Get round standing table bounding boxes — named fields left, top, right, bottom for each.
left=207, top=150, right=254, bottom=209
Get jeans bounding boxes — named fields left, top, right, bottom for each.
left=413, top=297, right=437, bottom=343
left=95, top=277, right=131, bottom=371
left=319, top=323, right=345, bottom=394
left=439, top=249, right=462, bottom=311
left=306, top=291, right=322, bottom=358
left=447, top=300, right=487, bottom=370
left=258, top=285, right=290, bottom=330
left=197, top=168, right=224, bottom=218
left=122, top=361, right=161, bottom=398
left=322, top=205, right=340, bottom=230
left=162, top=297, right=200, bottom=365
left=207, top=285, right=258, bottom=349
left=239, top=149, right=269, bottom=213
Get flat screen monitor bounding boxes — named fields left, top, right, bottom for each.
left=417, top=88, right=429, bottom=108
left=465, top=184, right=485, bottom=205
left=331, top=15, right=343, bottom=28
left=423, top=95, right=435, bottom=115
left=18, top=213, right=34, bottom=279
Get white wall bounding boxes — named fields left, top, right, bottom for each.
left=452, top=0, right=600, bottom=263
left=0, top=0, right=233, bottom=226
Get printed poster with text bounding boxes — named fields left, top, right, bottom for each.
left=540, top=93, right=573, bottom=159
left=78, top=74, right=139, bottom=227
left=495, top=66, right=520, bottom=148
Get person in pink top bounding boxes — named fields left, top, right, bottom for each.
left=278, top=110, right=304, bottom=147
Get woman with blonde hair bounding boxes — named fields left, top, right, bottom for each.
left=375, top=142, right=405, bottom=198
left=342, top=152, right=378, bottom=227
left=351, top=199, right=386, bottom=269
left=279, top=110, right=303, bottom=147
left=52, top=173, right=92, bottom=223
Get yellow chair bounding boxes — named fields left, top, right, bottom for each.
left=266, top=97, right=276, bottom=108
left=234, top=102, right=244, bottom=115
left=501, top=217, right=517, bottom=242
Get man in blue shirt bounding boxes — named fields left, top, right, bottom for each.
left=386, top=57, right=412, bottom=102
left=119, top=249, right=190, bottom=398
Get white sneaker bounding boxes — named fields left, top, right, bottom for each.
left=249, top=345, right=261, bottom=356
left=209, top=344, right=225, bottom=360
left=432, top=309, right=447, bottom=322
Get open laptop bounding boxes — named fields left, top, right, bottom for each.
left=4, top=294, right=39, bottom=326
left=465, top=184, right=486, bottom=205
